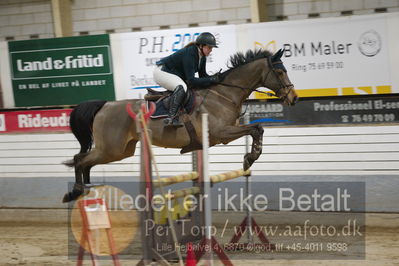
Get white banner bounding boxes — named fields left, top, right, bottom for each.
left=111, top=25, right=237, bottom=100
left=242, top=14, right=393, bottom=99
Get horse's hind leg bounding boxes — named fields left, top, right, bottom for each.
left=80, top=139, right=138, bottom=185
left=82, top=166, right=92, bottom=185
left=62, top=153, right=87, bottom=203
left=62, top=150, right=114, bottom=203
left=63, top=121, right=138, bottom=203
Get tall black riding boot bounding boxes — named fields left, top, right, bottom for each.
left=164, top=85, right=185, bottom=127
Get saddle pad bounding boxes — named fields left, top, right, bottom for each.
left=149, top=100, right=169, bottom=118
left=148, top=91, right=196, bottom=119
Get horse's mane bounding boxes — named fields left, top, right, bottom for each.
left=228, top=49, right=273, bottom=69
left=220, top=49, right=273, bottom=77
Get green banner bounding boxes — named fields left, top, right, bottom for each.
left=9, top=35, right=115, bottom=107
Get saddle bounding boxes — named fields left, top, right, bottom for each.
left=144, top=88, right=196, bottom=118
left=144, top=88, right=202, bottom=153
left=144, top=88, right=171, bottom=101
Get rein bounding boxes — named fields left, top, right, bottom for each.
left=217, top=82, right=276, bottom=97
left=199, top=56, right=294, bottom=111
left=208, top=89, right=239, bottom=107
left=210, top=82, right=275, bottom=118
left=217, top=58, right=294, bottom=101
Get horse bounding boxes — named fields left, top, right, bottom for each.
left=62, top=48, right=298, bottom=202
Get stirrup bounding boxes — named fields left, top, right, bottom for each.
left=164, top=117, right=183, bottom=127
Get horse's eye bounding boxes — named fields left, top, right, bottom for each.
left=275, top=69, right=285, bottom=75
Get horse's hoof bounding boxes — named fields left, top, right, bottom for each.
left=243, top=155, right=251, bottom=171
left=243, top=160, right=250, bottom=171
left=62, top=189, right=84, bottom=203
left=62, top=192, right=73, bottom=203
left=243, top=153, right=255, bottom=171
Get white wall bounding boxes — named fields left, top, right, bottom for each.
left=0, top=0, right=53, bottom=41
left=1, top=124, right=399, bottom=210
left=1, top=125, right=399, bottom=179
left=2, top=0, right=399, bottom=41
left=71, top=0, right=251, bottom=34
left=267, top=0, right=399, bottom=21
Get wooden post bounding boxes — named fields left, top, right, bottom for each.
left=250, top=0, right=269, bottom=23
left=51, top=0, right=73, bottom=37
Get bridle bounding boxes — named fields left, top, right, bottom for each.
left=265, top=57, right=294, bottom=101
left=217, top=56, right=294, bottom=101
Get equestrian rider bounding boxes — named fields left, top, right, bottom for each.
left=153, top=32, right=221, bottom=127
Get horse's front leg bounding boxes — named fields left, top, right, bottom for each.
left=243, top=124, right=263, bottom=170
left=218, top=124, right=264, bottom=170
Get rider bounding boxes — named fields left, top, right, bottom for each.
left=153, top=32, right=221, bottom=127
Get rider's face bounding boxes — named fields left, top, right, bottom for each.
left=201, top=45, right=213, bottom=56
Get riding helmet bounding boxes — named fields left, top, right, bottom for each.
left=195, top=32, right=218, bottom=48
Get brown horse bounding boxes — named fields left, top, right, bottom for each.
left=62, top=49, right=298, bottom=202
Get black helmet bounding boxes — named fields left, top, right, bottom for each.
left=196, top=32, right=218, bottom=48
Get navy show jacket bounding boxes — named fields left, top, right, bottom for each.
left=156, top=44, right=216, bottom=88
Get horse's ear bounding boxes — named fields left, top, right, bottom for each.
left=272, top=49, right=285, bottom=61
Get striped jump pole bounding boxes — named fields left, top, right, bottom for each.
left=155, top=169, right=250, bottom=189
left=153, top=172, right=199, bottom=188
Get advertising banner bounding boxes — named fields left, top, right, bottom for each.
left=9, top=35, right=115, bottom=107
left=243, top=14, right=393, bottom=99
left=111, top=25, right=237, bottom=100
left=244, top=95, right=399, bottom=126
left=0, top=109, right=72, bottom=133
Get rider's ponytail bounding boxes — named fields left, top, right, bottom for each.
left=184, top=42, right=197, bottom=48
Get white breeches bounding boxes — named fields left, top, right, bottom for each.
left=153, top=65, right=187, bottom=92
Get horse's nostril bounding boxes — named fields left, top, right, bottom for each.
left=293, top=96, right=299, bottom=104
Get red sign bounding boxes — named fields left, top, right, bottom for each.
left=0, top=109, right=72, bottom=133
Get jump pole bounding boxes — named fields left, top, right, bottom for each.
left=127, top=103, right=274, bottom=265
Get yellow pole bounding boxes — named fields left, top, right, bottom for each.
left=211, top=169, right=251, bottom=183
left=153, top=172, right=199, bottom=188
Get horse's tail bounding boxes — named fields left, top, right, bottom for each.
left=64, top=100, right=107, bottom=167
